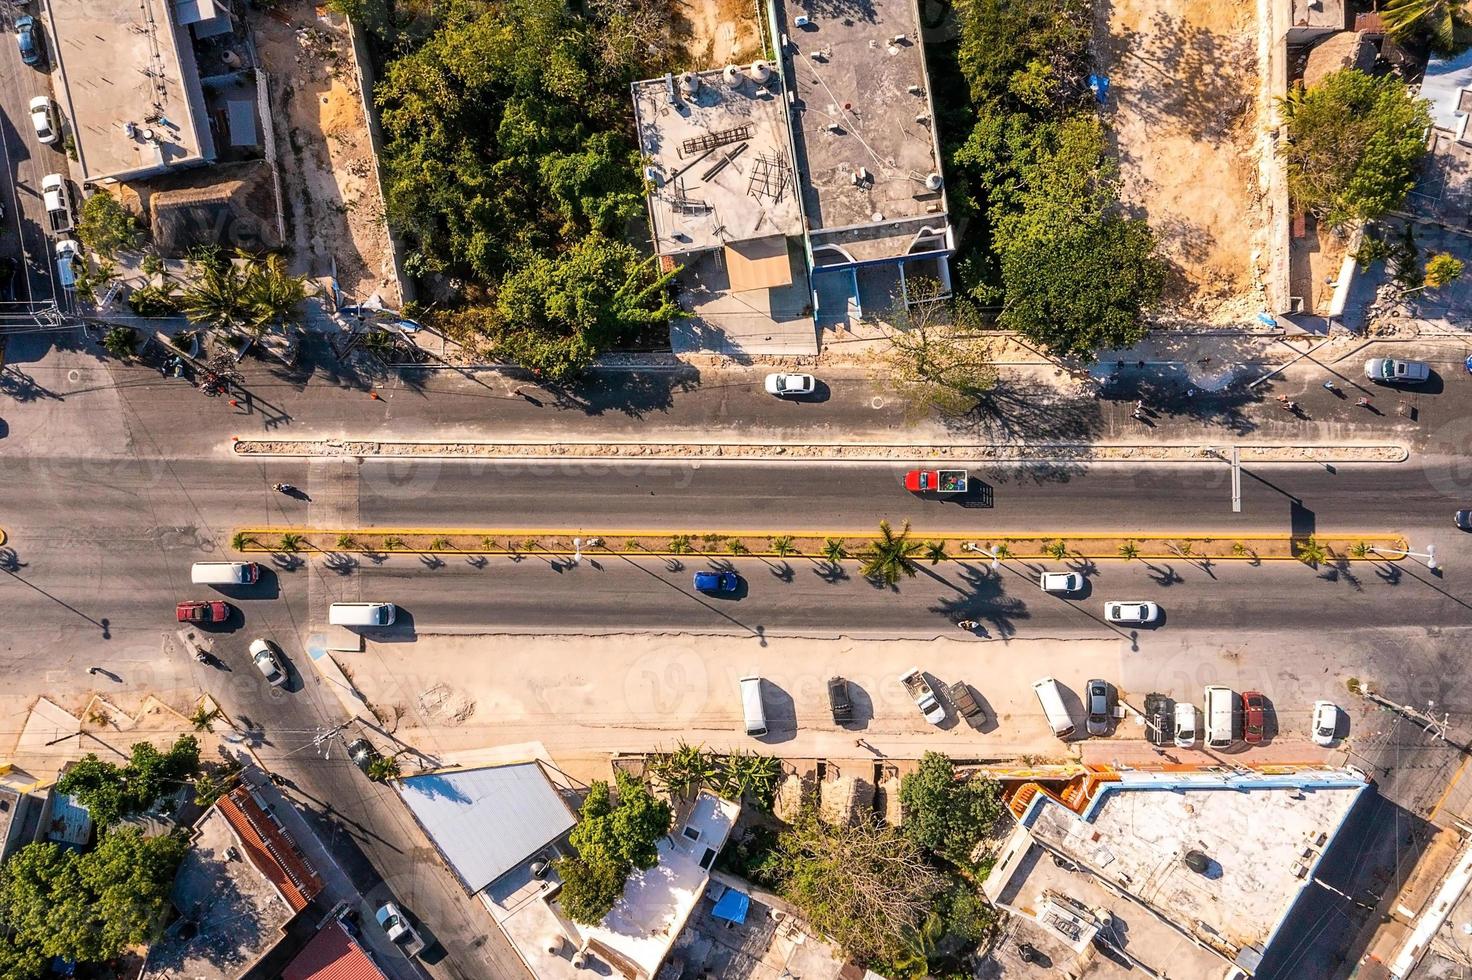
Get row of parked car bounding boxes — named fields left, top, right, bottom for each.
left=1034, top=677, right=1341, bottom=748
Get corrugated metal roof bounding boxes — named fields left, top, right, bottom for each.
left=283, top=920, right=387, bottom=980
left=397, top=761, right=575, bottom=894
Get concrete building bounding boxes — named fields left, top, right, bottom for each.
left=1288, top=0, right=1346, bottom=44
left=1385, top=833, right=1472, bottom=978
left=983, top=765, right=1372, bottom=978
left=45, top=0, right=217, bottom=183
left=772, top=0, right=952, bottom=321
left=631, top=0, right=951, bottom=352
left=1407, top=47, right=1472, bottom=231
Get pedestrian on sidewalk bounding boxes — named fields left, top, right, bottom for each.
left=86, top=666, right=101, bottom=675
left=1132, top=408, right=1147, bottom=421
left=1356, top=396, right=1372, bottom=408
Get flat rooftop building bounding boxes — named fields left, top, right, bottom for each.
left=774, top=0, right=951, bottom=273
left=633, top=69, right=803, bottom=260
left=45, top=0, right=215, bottom=183
left=985, top=767, right=1371, bottom=977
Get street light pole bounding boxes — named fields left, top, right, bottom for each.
left=1370, top=544, right=1440, bottom=570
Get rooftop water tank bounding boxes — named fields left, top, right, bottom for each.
left=679, top=72, right=700, bottom=97
left=925, top=172, right=943, bottom=191
left=723, top=64, right=742, bottom=87
left=748, top=60, right=772, bottom=85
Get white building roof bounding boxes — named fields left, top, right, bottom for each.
left=398, top=761, right=577, bottom=894
left=575, top=792, right=739, bottom=978
left=1423, top=47, right=1472, bottom=139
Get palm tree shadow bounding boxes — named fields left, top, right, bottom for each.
left=928, top=562, right=1030, bottom=638
left=812, top=560, right=849, bottom=584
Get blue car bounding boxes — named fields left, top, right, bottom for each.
left=694, top=571, right=739, bottom=594
left=15, top=16, right=40, bottom=67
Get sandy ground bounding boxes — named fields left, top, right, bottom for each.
left=674, top=0, right=762, bottom=67
left=338, top=631, right=1330, bottom=771
left=1096, top=0, right=1268, bottom=324
left=250, top=1, right=400, bottom=306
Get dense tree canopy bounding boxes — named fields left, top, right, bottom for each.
left=56, top=736, right=200, bottom=828
left=375, top=0, right=678, bottom=377
left=932, top=0, right=1163, bottom=360
left=0, top=830, right=187, bottom=967
left=555, top=773, right=672, bottom=925
left=1282, top=69, right=1431, bottom=229
left=898, top=753, right=1004, bottom=868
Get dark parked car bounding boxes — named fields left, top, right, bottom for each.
left=693, top=570, right=739, bottom=594
left=15, top=16, right=40, bottom=66
left=827, top=676, right=852, bottom=724
left=1085, top=679, right=1113, bottom=736
left=1456, top=510, right=1472, bottom=532
left=1143, top=693, right=1172, bottom=747
left=347, top=738, right=381, bottom=776
left=948, top=681, right=984, bottom=721
left=1242, top=691, right=1267, bottom=745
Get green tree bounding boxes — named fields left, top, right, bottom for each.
left=488, top=233, right=679, bottom=382
left=553, top=854, right=628, bottom=924
left=0, top=831, right=187, bottom=964
left=99, top=326, right=138, bottom=360
left=55, top=736, right=199, bottom=829
left=1383, top=0, right=1471, bottom=52
left=1422, top=252, right=1465, bottom=290
left=367, top=756, right=402, bottom=782
left=898, top=753, right=1003, bottom=867
left=1281, top=69, right=1431, bottom=228
left=77, top=192, right=142, bottom=258
left=127, top=283, right=178, bottom=317
left=875, top=281, right=997, bottom=418
left=1118, top=540, right=1140, bottom=560
left=179, top=255, right=252, bottom=332
left=861, top=520, right=922, bottom=587
left=774, top=811, right=941, bottom=964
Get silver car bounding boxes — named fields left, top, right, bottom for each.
left=1364, top=357, right=1430, bottom=384
left=248, top=638, right=287, bottom=687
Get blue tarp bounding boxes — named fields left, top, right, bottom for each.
left=711, top=889, right=751, bottom=924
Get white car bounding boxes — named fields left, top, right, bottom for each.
left=28, top=95, right=57, bottom=144
left=1173, top=701, right=1197, bottom=748
left=248, top=638, right=287, bottom=687
left=1039, top=572, right=1082, bottom=594
left=764, top=372, right=816, bottom=397
left=1104, top=600, right=1159, bottom=625
left=1364, top=357, right=1430, bottom=385
left=1311, top=700, right=1339, bottom=746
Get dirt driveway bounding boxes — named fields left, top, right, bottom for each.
left=1096, top=0, right=1267, bottom=325
left=250, top=0, right=400, bottom=307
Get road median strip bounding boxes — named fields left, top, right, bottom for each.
left=230, top=438, right=1408, bottom=464
left=231, top=528, right=1407, bottom=564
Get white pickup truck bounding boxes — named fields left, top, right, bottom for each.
left=375, top=901, right=427, bottom=958
left=42, top=173, right=73, bottom=234
left=899, top=668, right=946, bottom=725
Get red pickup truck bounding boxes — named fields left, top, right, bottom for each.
left=904, top=469, right=967, bottom=493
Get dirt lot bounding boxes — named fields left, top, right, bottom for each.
left=673, top=0, right=762, bottom=67
left=250, top=0, right=400, bottom=306
left=1096, top=0, right=1267, bottom=324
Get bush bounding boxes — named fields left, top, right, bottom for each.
left=100, top=326, right=138, bottom=360
left=127, top=284, right=178, bottom=317
left=554, top=773, right=672, bottom=924
left=77, top=192, right=142, bottom=258
left=899, top=753, right=1003, bottom=868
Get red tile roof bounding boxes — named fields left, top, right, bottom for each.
left=216, top=785, right=323, bottom=912
left=283, top=921, right=388, bottom=980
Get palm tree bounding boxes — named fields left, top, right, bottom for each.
left=278, top=532, right=303, bottom=553
left=1349, top=541, right=1371, bottom=559
left=728, top=539, right=749, bottom=555
left=769, top=535, right=796, bottom=557
left=1118, top=540, right=1140, bottom=561
left=180, top=256, right=252, bottom=332
left=1383, top=0, right=1470, bottom=50
left=244, top=253, right=309, bottom=337
left=336, top=534, right=357, bottom=550
left=231, top=531, right=253, bottom=552
left=993, top=542, right=1013, bottom=560
left=861, top=520, right=922, bottom=586
left=669, top=534, right=693, bottom=554
left=1296, top=536, right=1328, bottom=567
left=924, top=540, right=947, bottom=564
left=822, top=538, right=847, bottom=564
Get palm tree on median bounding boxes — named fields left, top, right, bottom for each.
left=861, top=520, right=922, bottom=587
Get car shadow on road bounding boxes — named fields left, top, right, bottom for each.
left=755, top=683, right=797, bottom=744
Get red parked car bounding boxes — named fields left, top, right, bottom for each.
left=176, top=600, right=229, bottom=624
left=1241, top=691, right=1267, bottom=745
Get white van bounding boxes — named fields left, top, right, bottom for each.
left=1204, top=685, right=1238, bottom=748
left=1033, top=677, right=1075, bottom=739
left=739, top=676, right=767, bottom=737
left=190, top=561, right=259, bottom=585
left=329, top=602, right=396, bottom=627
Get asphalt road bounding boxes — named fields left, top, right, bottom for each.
left=0, top=12, right=66, bottom=313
